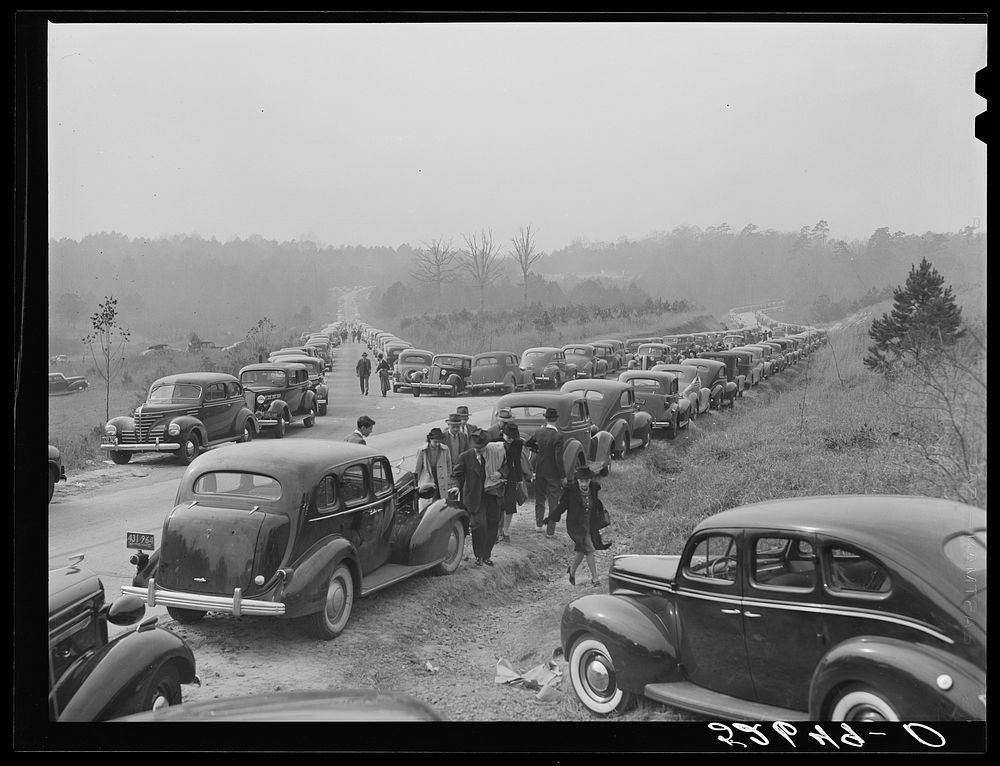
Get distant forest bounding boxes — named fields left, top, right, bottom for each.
left=48, top=223, right=985, bottom=345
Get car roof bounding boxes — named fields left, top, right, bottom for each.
left=398, top=349, right=433, bottom=357
left=264, top=355, right=322, bottom=367
left=619, top=370, right=678, bottom=383
left=688, top=357, right=725, bottom=369
left=562, top=343, right=595, bottom=350
left=654, top=364, right=699, bottom=374
left=522, top=347, right=561, bottom=354
left=152, top=372, right=238, bottom=385
left=240, top=362, right=309, bottom=372
left=495, top=390, right=584, bottom=409
left=562, top=378, right=631, bottom=394
left=697, top=495, right=985, bottom=604
left=473, top=351, right=516, bottom=359
left=434, top=352, right=472, bottom=359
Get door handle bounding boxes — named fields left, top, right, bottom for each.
left=743, top=611, right=762, bottom=618
left=720, top=608, right=741, bottom=615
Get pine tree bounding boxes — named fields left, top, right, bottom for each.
left=864, top=257, right=965, bottom=372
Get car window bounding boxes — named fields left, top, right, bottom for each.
left=148, top=383, right=202, bottom=402
left=193, top=471, right=282, bottom=500
left=522, top=351, right=546, bottom=361
left=316, top=475, right=338, bottom=513
left=50, top=609, right=101, bottom=684
left=825, top=546, right=891, bottom=594
left=684, top=533, right=738, bottom=583
left=205, top=383, right=227, bottom=401
left=628, top=378, right=660, bottom=391
left=341, top=464, right=368, bottom=506
left=619, top=390, right=633, bottom=407
left=571, top=401, right=588, bottom=424
left=226, top=382, right=243, bottom=397
left=372, top=459, right=392, bottom=496
left=751, top=536, right=817, bottom=590
left=475, top=357, right=499, bottom=367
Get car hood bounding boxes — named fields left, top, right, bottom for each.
left=611, top=554, right=682, bottom=588
left=156, top=503, right=290, bottom=596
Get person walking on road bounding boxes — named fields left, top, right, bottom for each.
left=450, top=432, right=505, bottom=567
left=524, top=407, right=566, bottom=537
left=344, top=415, right=375, bottom=444
left=497, top=421, right=532, bottom=544
left=542, top=464, right=606, bottom=587
left=356, top=351, right=372, bottom=395
left=414, top=427, right=451, bottom=510
left=376, top=353, right=392, bottom=397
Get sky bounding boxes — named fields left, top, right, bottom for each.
left=46, top=18, right=987, bottom=254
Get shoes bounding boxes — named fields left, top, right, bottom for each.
left=546, top=533, right=556, bottom=539
left=474, top=558, right=483, bottom=567
left=591, top=579, right=601, bottom=587
left=535, top=526, right=544, bottom=534
left=501, top=534, right=511, bottom=543
left=484, top=559, right=494, bottom=567
left=567, top=566, right=576, bottom=586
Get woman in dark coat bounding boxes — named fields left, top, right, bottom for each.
left=543, top=464, right=608, bottom=586
left=497, top=422, right=532, bottom=543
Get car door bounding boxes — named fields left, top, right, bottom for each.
left=742, top=532, right=825, bottom=710
left=339, top=462, right=386, bottom=575
left=201, top=382, right=235, bottom=441
left=674, top=529, right=755, bottom=700
left=370, top=458, right=397, bottom=565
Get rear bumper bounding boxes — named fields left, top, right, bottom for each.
left=465, top=382, right=502, bottom=391
left=410, top=382, right=454, bottom=392
left=122, top=580, right=285, bottom=617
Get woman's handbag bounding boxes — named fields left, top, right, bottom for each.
left=515, top=480, right=529, bottom=505
left=595, top=504, right=611, bottom=530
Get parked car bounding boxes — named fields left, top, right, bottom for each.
left=590, top=340, right=625, bottom=374
left=383, top=341, right=414, bottom=368
left=624, top=338, right=659, bottom=364
left=269, top=346, right=323, bottom=362
left=392, top=349, right=436, bottom=394
left=562, top=344, right=608, bottom=379
left=490, top=391, right=614, bottom=477
left=696, top=350, right=748, bottom=397
left=48, top=444, right=67, bottom=503
left=633, top=343, right=674, bottom=370
left=757, top=340, right=789, bottom=372
left=48, top=554, right=199, bottom=721
left=406, top=352, right=474, bottom=397
left=662, top=334, right=697, bottom=357
left=680, top=357, right=738, bottom=409
left=466, top=351, right=535, bottom=395
left=48, top=371, right=89, bottom=395
left=561, top=495, right=986, bottom=721
left=739, top=344, right=780, bottom=377
left=732, top=346, right=769, bottom=382
left=239, top=362, right=318, bottom=437
left=617, top=370, right=693, bottom=437
left=519, top=347, right=578, bottom=389
left=113, top=689, right=444, bottom=722
left=102, top=373, right=257, bottom=465
left=264, top=354, right=329, bottom=415
left=123, top=441, right=469, bottom=640
left=651, top=364, right=712, bottom=418
left=560, top=379, right=653, bottom=459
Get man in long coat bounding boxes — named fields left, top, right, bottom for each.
left=450, top=432, right=504, bottom=567
left=524, top=406, right=566, bottom=537
left=355, top=352, right=372, bottom=395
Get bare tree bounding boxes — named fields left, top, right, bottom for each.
left=410, top=238, right=457, bottom=304
left=511, top=224, right=542, bottom=307
left=458, top=229, right=506, bottom=313
left=81, top=295, right=131, bottom=423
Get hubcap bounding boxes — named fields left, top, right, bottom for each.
left=584, top=655, right=613, bottom=697
left=151, top=692, right=170, bottom=711
left=327, top=580, right=346, bottom=619
left=846, top=704, right=888, bottom=722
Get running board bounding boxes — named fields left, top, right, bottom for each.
left=359, top=560, right=442, bottom=597
left=643, top=681, right=809, bottom=721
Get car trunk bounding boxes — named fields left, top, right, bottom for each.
left=157, top=504, right=279, bottom=596
left=610, top=554, right=682, bottom=592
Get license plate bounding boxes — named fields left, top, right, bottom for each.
left=101, top=436, right=116, bottom=444
left=126, top=531, right=155, bottom=550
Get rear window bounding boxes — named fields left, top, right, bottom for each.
left=522, top=351, right=547, bottom=361
left=400, top=353, right=432, bottom=364
left=626, top=377, right=661, bottom=391
left=475, top=357, right=499, bottom=366
left=193, top=471, right=282, bottom=500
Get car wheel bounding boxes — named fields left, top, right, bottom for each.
left=552, top=374, right=561, bottom=390
left=449, top=382, right=460, bottom=397
left=127, top=663, right=182, bottom=715
left=829, top=685, right=900, bottom=722
left=273, top=416, right=286, bottom=439
left=167, top=606, right=207, bottom=623
left=308, top=563, right=354, bottom=640
left=392, top=385, right=399, bottom=393
left=504, top=375, right=515, bottom=393
left=304, top=404, right=316, bottom=428
left=48, top=473, right=55, bottom=502
left=239, top=420, right=256, bottom=443
left=568, top=635, right=636, bottom=715
left=319, top=403, right=328, bottom=416
left=641, top=428, right=651, bottom=449
left=111, top=450, right=132, bottom=465
left=433, top=518, right=466, bottom=575
left=177, top=432, right=201, bottom=465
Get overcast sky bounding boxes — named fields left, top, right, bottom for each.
left=47, top=20, right=986, bottom=253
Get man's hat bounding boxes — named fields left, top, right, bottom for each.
left=470, top=432, right=489, bottom=447
left=446, top=413, right=464, bottom=425
left=544, top=407, right=559, bottom=421
left=497, top=407, right=514, bottom=422
left=574, top=464, right=595, bottom=480
left=427, top=427, right=444, bottom=440
left=362, top=351, right=368, bottom=356
left=456, top=405, right=470, bottom=419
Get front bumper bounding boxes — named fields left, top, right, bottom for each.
left=123, top=580, right=285, bottom=617
left=101, top=437, right=180, bottom=453
left=465, top=382, right=503, bottom=391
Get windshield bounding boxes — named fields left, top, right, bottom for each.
left=193, top=471, right=282, bottom=500
left=637, top=345, right=666, bottom=356
left=148, top=383, right=202, bottom=402
left=435, top=356, right=467, bottom=368
left=241, top=370, right=288, bottom=387
left=400, top=353, right=433, bottom=365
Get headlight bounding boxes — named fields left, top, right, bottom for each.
left=167, top=423, right=181, bottom=436
left=256, top=394, right=266, bottom=404
left=104, top=424, right=116, bottom=436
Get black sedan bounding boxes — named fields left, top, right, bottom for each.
left=560, top=495, right=986, bottom=721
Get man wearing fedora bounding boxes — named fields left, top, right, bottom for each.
left=355, top=351, right=372, bottom=395
left=443, top=413, right=470, bottom=465
left=479, top=406, right=515, bottom=443
left=450, top=431, right=505, bottom=567
left=524, top=406, right=566, bottom=537
left=455, top=405, right=480, bottom=437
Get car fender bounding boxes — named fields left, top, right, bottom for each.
left=302, top=389, right=316, bottom=411
left=561, top=439, right=586, bottom=478
left=316, top=382, right=329, bottom=399
left=608, top=419, right=629, bottom=454
left=700, top=387, right=712, bottom=410
left=561, top=594, right=681, bottom=694
left=283, top=537, right=359, bottom=617
left=633, top=410, right=653, bottom=436
left=446, top=373, right=463, bottom=390
left=589, top=430, right=614, bottom=470
left=724, top=381, right=738, bottom=398
left=263, top=399, right=288, bottom=419
left=409, top=500, right=470, bottom=565
left=170, top=415, right=209, bottom=444
left=57, top=626, right=197, bottom=721
left=809, top=636, right=986, bottom=720
left=564, top=363, right=578, bottom=379
left=107, top=414, right=136, bottom=433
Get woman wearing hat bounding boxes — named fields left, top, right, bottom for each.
left=542, top=464, right=607, bottom=586
left=414, top=427, right=452, bottom=510
left=497, top=420, right=532, bottom=543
